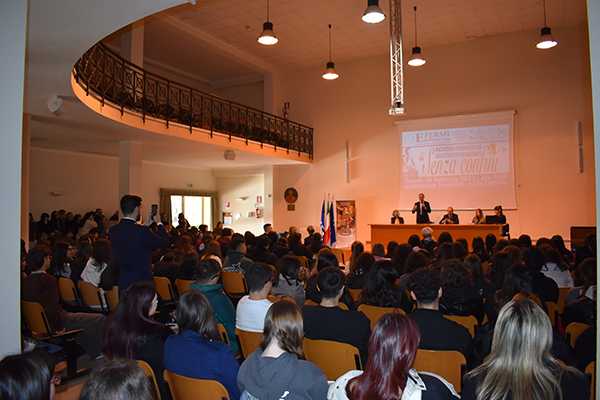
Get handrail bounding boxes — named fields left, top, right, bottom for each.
left=72, top=43, right=313, bottom=158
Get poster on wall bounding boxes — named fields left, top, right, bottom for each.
left=335, top=200, right=356, bottom=249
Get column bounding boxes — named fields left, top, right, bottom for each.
left=0, top=0, right=27, bottom=356
left=586, top=1, right=600, bottom=398
left=120, top=20, right=144, bottom=66
left=21, top=114, right=30, bottom=245
left=119, top=141, right=143, bottom=200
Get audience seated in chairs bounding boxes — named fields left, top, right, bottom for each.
left=80, top=238, right=115, bottom=289
left=79, top=359, right=154, bottom=400
left=235, top=262, right=275, bottom=333
left=0, top=351, right=57, bottom=400
left=164, top=291, right=240, bottom=400
left=190, top=259, right=239, bottom=354
left=408, top=267, right=473, bottom=361
left=328, top=313, right=459, bottom=400
left=271, top=255, right=306, bottom=306
left=462, top=298, right=588, bottom=400
left=523, top=247, right=559, bottom=303
left=540, top=244, right=574, bottom=288
left=21, top=246, right=105, bottom=359
left=346, top=252, right=375, bottom=290
left=238, top=300, right=328, bottom=400
left=305, top=250, right=355, bottom=308
left=103, top=282, right=173, bottom=400
left=303, top=267, right=371, bottom=364
left=439, top=259, right=484, bottom=322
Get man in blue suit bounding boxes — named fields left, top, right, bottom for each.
left=110, top=195, right=169, bottom=292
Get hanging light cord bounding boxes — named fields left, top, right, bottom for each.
left=543, top=0, right=548, bottom=26
left=328, top=24, right=333, bottom=61
left=266, top=0, right=270, bottom=22
left=414, top=6, right=418, bottom=45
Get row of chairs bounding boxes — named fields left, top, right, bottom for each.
left=153, top=271, right=248, bottom=303
left=57, top=277, right=118, bottom=314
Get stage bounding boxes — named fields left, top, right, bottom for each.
left=370, top=224, right=503, bottom=250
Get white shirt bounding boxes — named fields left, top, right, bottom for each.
left=541, top=262, right=574, bottom=288
left=80, top=258, right=108, bottom=287
left=235, top=295, right=273, bottom=333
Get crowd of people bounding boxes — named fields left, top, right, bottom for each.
left=4, top=194, right=597, bottom=400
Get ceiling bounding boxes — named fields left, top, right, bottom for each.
left=142, top=0, right=588, bottom=77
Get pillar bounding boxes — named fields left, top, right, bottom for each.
left=0, top=0, right=27, bottom=356
left=21, top=114, right=30, bottom=246
left=586, top=0, right=600, bottom=397
left=119, top=141, right=143, bottom=201
left=120, top=20, right=144, bottom=66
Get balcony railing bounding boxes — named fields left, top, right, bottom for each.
left=73, top=43, right=313, bottom=158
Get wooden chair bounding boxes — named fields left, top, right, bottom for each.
left=545, top=301, right=559, bottom=327
left=77, top=281, right=108, bottom=313
left=235, top=328, right=263, bottom=358
left=163, top=370, right=229, bottom=400
left=585, top=361, right=595, bottom=400
left=413, top=349, right=466, bottom=392
left=175, top=279, right=195, bottom=296
left=217, top=323, right=229, bottom=345
left=154, top=276, right=177, bottom=302
left=303, top=338, right=362, bottom=380
left=444, top=315, right=478, bottom=337
left=222, top=271, right=247, bottom=298
left=105, top=286, right=119, bottom=312
left=357, top=304, right=404, bottom=330
left=137, top=359, right=161, bottom=400
left=58, top=277, right=80, bottom=305
left=566, top=322, right=591, bottom=347
left=348, top=288, right=362, bottom=302
left=21, top=301, right=84, bottom=379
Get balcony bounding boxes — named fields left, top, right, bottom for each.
left=72, top=43, right=313, bottom=160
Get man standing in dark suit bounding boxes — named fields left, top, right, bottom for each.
left=110, top=195, right=169, bottom=292
left=439, top=206, right=460, bottom=224
left=411, top=193, right=432, bottom=223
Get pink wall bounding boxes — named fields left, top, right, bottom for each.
left=30, top=147, right=216, bottom=218
left=272, top=25, right=595, bottom=243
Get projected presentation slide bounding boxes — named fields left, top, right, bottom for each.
left=401, top=124, right=516, bottom=209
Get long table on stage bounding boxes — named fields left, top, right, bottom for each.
left=370, top=224, right=503, bottom=249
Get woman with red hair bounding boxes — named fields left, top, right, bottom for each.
left=327, top=312, right=459, bottom=400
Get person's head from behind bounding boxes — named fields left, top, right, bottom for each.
left=27, top=245, right=51, bottom=273
left=261, top=300, right=304, bottom=358
left=229, top=233, right=246, bottom=254
left=440, top=259, right=472, bottom=292
left=0, top=351, right=55, bottom=400
left=196, top=259, right=221, bottom=285
left=352, top=252, right=375, bottom=275
left=408, top=267, right=441, bottom=308
left=362, top=261, right=400, bottom=304
left=317, top=267, right=345, bottom=302
left=246, top=262, right=275, bottom=297
left=522, top=247, right=545, bottom=273
left=408, top=234, right=421, bottom=248
left=92, top=239, right=111, bottom=265
left=464, top=254, right=482, bottom=280
left=472, top=236, right=485, bottom=253
left=316, top=249, right=339, bottom=271
left=119, top=195, right=142, bottom=220
left=277, top=255, right=302, bottom=282
left=499, top=265, right=533, bottom=306
left=79, top=360, right=154, bottom=400
left=348, top=313, right=420, bottom=399
left=176, top=291, right=220, bottom=340
left=469, top=298, right=561, bottom=400
left=404, top=250, right=430, bottom=274
left=574, top=257, right=596, bottom=288
left=485, top=233, right=497, bottom=254
left=104, top=282, right=158, bottom=359
left=372, top=243, right=385, bottom=258
left=438, top=231, right=453, bottom=245
left=386, top=241, right=399, bottom=258
left=539, top=244, right=563, bottom=267
left=452, top=241, right=467, bottom=260
left=518, top=234, right=532, bottom=249
left=350, top=241, right=364, bottom=258
left=436, top=242, right=454, bottom=261
left=306, top=225, right=315, bottom=236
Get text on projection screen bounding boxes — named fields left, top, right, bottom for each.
left=400, top=124, right=516, bottom=210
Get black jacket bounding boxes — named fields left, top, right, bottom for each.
left=412, top=201, right=432, bottom=223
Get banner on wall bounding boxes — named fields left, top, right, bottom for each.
left=335, top=200, right=356, bottom=249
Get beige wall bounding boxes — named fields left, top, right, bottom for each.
left=216, top=174, right=265, bottom=235
left=30, top=147, right=216, bottom=217
left=213, top=81, right=264, bottom=111
left=272, top=25, right=595, bottom=243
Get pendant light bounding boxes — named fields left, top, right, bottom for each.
left=322, top=24, right=339, bottom=80
left=536, top=0, right=558, bottom=49
left=258, top=0, right=278, bottom=46
left=362, top=0, right=385, bottom=24
left=408, top=6, right=426, bottom=67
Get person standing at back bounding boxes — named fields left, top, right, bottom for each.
left=109, top=195, right=168, bottom=292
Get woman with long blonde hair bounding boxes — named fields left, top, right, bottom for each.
left=462, top=297, right=587, bottom=400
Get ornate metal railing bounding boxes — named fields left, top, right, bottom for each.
left=73, top=43, right=313, bottom=158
